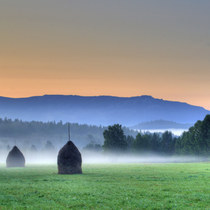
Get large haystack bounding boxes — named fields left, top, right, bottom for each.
left=6, top=146, right=25, bottom=167
left=57, top=141, right=82, bottom=174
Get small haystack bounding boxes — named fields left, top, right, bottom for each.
left=57, top=141, right=82, bottom=174
left=6, top=146, right=25, bottom=167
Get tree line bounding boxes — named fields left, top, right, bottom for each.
left=102, top=115, right=210, bottom=155
left=0, top=118, right=137, bottom=150
left=0, top=115, right=209, bottom=155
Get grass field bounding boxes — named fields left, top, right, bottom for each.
left=0, top=163, right=209, bottom=209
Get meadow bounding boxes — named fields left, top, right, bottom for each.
left=0, top=163, right=209, bottom=209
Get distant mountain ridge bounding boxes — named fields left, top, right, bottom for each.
left=131, top=120, right=193, bottom=130
left=0, top=95, right=209, bottom=126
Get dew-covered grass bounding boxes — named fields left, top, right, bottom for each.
left=0, top=163, right=209, bottom=209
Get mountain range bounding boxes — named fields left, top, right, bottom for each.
left=0, top=95, right=209, bottom=127
left=131, top=120, right=193, bottom=130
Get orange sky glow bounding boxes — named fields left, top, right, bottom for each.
left=0, top=1, right=210, bottom=110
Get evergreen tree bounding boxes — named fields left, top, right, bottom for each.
left=103, top=124, right=128, bottom=151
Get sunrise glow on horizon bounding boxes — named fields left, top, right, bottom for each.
left=0, top=0, right=210, bottom=109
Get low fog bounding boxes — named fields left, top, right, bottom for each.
left=0, top=148, right=208, bottom=165
left=140, top=129, right=187, bottom=136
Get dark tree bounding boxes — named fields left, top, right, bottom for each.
left=151, top=133, right=161, bottom=152
left=133, top=133, right=150, bottom=151
left=161, top=131, right=175, bottom=154
left=44, top=141, right=55, bottom=151
left=201, top=115, right=210, bottom=153
left=176, top=115, right=210, bottom=155
left=83, top=141, right=102, bottom=152
left=126, top=135, right=135, bottom=151
left=31, top=145, right=37, bottom=152
left=103, top=124, right=128, bottom=151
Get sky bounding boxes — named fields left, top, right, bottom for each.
left=0, top=0, right=210, bottom=109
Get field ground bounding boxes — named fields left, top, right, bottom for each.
left=0, top=163, right=209, bottom=209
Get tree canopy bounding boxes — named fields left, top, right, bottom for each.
left=103, top=124, right=128, bottom=151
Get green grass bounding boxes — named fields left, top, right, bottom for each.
left=0, top=163, right=209, bottom=209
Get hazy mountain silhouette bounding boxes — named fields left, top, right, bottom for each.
left=0, top=95, right=209, bottom=126
left=131, top=120, right=193, bottom=130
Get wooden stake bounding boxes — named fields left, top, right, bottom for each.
left=68, top=123, right=70, bottom=141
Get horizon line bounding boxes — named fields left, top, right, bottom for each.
left=0, top=93, right=209, bottom=111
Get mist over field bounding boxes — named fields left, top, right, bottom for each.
left=0, top=115, right=209, bottom=166
left=1, top=0, right=210, bottom=208
left=0, top=148, right=208, bottom=165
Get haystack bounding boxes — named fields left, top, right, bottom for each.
left=57, top=141, right=82, bottom=174
left=6, top=146, right=25, bottom=167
